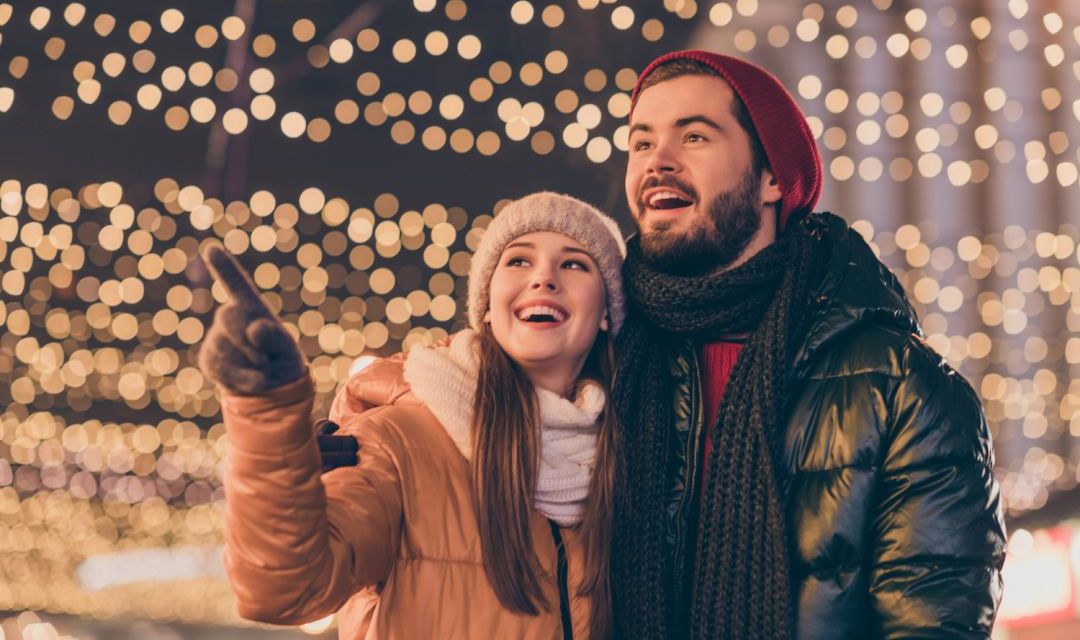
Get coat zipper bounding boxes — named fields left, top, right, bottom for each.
left=671, top=346, right=704, bottom=603
left=548, top=521, right=574, bottom=640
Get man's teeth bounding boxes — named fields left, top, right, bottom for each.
left=516, top=306, right=566, bottom=322
left=648, top=190, right=690, bottom=207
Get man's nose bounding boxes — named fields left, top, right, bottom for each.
left=646, top=140, right=680, bottom=175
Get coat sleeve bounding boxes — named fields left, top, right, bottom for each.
left=869, top=342, right=1007, bottom=638
left=327, top=334, right=453, bottom=420
left=220, top=375, right=404, bottom=625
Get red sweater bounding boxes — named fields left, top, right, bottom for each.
left=699, top=341, right=745, bottom=501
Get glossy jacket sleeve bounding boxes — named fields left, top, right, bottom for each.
left=870, top=344, right=1007, bottom=638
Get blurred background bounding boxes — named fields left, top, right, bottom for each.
left=0, top=0, right=1078, bottom=638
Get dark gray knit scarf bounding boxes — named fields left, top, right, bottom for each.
left=611, top=220, right=826, bottom=640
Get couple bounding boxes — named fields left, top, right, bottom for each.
left=199, top=52, right=1006, bottom=639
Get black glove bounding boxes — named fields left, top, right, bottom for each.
left=198, top=244, right=308, bottom=395
left=315, top=420, right=360, bottom=472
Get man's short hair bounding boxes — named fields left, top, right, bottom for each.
left=635, top=59, right=770, bottom=174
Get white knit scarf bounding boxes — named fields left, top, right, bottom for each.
left=402, top=329, right=604, bottom=527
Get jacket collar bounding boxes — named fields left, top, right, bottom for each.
left=790, top=212, right=921, bottom=378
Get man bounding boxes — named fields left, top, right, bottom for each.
left=608, top=50, right=1005, bottom=639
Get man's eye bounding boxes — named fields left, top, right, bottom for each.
left=633, top=141, right=652, bottom=151
left=686, top=133, right=705, bottom=143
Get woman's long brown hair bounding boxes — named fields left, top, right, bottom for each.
left=471, top=325, right=616, bottom=638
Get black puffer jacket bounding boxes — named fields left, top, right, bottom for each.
left=662, top=213, right=1007, bottom=638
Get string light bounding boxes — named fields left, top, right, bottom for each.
left=14, top=3, right=1073, bottom=176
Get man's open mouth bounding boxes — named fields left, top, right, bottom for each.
left=644, top=188, right=694, bottom=211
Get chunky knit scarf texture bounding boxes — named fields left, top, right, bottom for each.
left=611, top=223, right=826, bottom=640
left=403, top=329, right=605, bottom=527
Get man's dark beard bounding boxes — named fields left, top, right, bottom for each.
left=637, top=169, right=763, bottom=277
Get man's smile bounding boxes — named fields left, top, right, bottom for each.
left=639, top=183, right=697, bottom=218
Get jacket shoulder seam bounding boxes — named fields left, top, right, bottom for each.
left=882, top=455, right=993, bottom=475
left=794, top=462, right=876, bottom=475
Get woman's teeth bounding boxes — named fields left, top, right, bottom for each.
left=516, top=305, right=566, bottom=322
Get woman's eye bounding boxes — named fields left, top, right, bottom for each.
left=506, top=257, right=528, bottom=267
left=563, top=260, right=588, bottom=271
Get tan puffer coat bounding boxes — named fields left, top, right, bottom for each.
left=220, top=356, right=593, bottom=639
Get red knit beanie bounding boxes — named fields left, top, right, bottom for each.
left=630, top=50, right=823, bottom=230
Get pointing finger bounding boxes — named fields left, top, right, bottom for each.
left=202, top=244, right=267, bottom=311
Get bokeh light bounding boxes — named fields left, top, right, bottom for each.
left=0, top=1, right=1078, bottom=637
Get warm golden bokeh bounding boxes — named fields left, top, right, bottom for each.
left=0, top=0, right=1078, bottom=635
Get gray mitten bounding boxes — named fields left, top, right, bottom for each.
left=198, top=244, right=307, bottom=395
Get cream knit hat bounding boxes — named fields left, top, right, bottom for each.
left=467, top=192, right=627, bottom=334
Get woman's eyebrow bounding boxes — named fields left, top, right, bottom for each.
left=563, top=247, right=598, bottom=266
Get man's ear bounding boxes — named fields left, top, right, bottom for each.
left=760, top=167, right=782, bottom=206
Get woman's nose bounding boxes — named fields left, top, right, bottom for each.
left=529, top=271, right=558, bottom=291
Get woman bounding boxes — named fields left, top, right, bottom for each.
left=198, top=192, right=625, bottom=638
